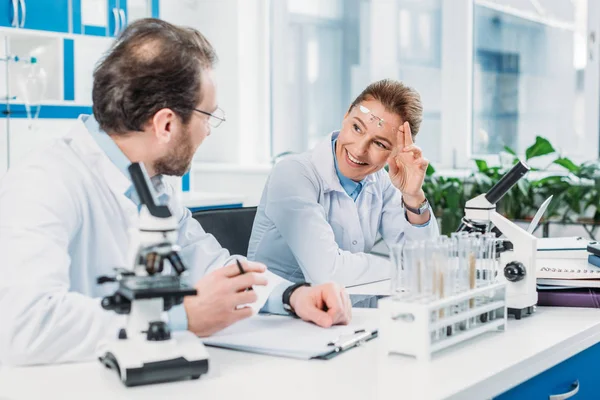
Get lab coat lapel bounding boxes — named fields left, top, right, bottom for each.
left=311, top=131, right=346, bottom=194
left=66, top=117, right=139, bottom=228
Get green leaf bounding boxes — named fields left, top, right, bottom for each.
left=474, top=159, right=488, bottom=172
left=503, top=146, right=517, bottom=156
left=516, top=179, right=529, bottom=198
left=445, top=188, right=460, bottom=209
left=553, top=157, right=579, bottom=173
left=426, top=163, right=435, bottom=176
left=525, top=136, right=556, bottom=160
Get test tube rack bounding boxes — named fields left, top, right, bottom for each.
left=378, top=281, right=507, bottom=361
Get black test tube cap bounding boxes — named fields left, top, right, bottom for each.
left=484, top=160, right=530, bottom=205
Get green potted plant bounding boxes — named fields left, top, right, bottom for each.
left=423, top=135, right=600, bottom=235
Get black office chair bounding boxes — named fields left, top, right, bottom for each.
left=191, top=207, right=258, bottom=257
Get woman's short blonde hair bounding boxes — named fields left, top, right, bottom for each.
left=349, top=79, right=423, bottom=137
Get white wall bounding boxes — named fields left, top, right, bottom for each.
left=160, top=0, right=271, bottom=166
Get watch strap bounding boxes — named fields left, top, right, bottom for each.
left=282, top=282, right=311, bottom=317
left=402, top=197, right=429, bottom=215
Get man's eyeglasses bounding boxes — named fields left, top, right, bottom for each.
left=194, top=107, right=226, bottom=128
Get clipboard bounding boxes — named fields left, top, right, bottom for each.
left=202, top=314, right=379, bottom=360
left=314, top=329, right=378, bottom=360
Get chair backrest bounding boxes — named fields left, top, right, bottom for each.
left=191, top=207, right=258, bottom=257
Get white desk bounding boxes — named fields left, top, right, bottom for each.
left=1, top=307, right=599, bottom=400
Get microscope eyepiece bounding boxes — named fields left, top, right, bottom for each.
left=484, top=160, right=530, bottom=205
left=128, top=162, right=172, bottom=218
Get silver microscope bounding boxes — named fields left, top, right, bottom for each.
left=96, top=162, right=209, bottom=386
left=457, top=161, right=537, bottom=319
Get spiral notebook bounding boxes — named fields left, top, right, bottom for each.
left=536, top=258, right=600, bottom=280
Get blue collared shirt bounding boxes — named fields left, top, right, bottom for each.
left=332, top=139, right=365, bottom=201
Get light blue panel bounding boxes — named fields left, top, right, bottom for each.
left=23, top=0, right=70, bottom=33
left=0, top=104, right=93, bottom=119
left=495, top=342, right=600, bottom=399
left=182, top=171, right=190, bottom=192
left=63, top=39, right=75, bottom=101
left=83, top=25, right=107, bottom=36
left=151, top=0, right=159, bottom=18
left=188, top=204, right=243, bottom=213
left=72, top=0, right=82, bottom=34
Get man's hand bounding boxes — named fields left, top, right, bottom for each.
left=184, top=261, right=268, bottom=337
left=289, top=283, right=352, bottom=328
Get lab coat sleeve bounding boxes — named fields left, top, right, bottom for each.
left=0, top=169, right=126, bottom=366
left=165, top=187, right=290, bottom=319
left=378, top=177, right=440, bottom=246
left=264, top=159, right=392, bottom=286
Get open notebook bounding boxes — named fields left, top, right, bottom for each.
left=202, top=313, right=379, bottom=360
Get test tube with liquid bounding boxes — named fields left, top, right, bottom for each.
left=434, top=237, right=452, bottom=341
left=454, top=233, right=471, bottom=331
left=485, top=233, right=499, bottom=322
left=467, top=233, right=480, bottom=328
left=422, top=239, right=439, bottom=342
left=449, top=233, right=462, bottom=333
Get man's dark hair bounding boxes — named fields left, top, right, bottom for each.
left=92, top=18, right=217, bottom=134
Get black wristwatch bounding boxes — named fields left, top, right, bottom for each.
left=282, top=282, right=311, bottom=317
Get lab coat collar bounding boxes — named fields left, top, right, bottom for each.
left=71, top=115, right=166, bottom=202
left=84, top=115, right=132, bottom=184
left=66, top=116, right=133, bottom=197
left=311, top=131, right=377, bottom=194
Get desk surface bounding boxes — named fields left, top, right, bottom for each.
left=1, top=307, right=599, bottom=400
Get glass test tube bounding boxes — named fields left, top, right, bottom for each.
left=403, top=240, right=425, bottom=303
left=389, top=243, right=405, bottom=300
left=434, top=237, right=452, bottom=341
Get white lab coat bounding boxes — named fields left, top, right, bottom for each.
left=248, top=131, right=440, bottom=286
left=0, top=117, right=284, bottom=366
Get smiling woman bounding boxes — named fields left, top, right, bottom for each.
left=247, top=79, right=440, bottom=289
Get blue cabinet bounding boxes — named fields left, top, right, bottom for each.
left=0, top=0, right=69, bottom=32
left=20, top=0, right=70, bottom=33
left=496, top=342, right=600, bottom=399
left=74, top=0, right=158, bottom=37
left=0, top=1, right=18, bottom=28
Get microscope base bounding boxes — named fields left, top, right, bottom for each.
left=99, top=353, right=208, bottom=387
left=507, top=306, right=536, bottom=320
left=97, top=330, right=210, bottom=387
